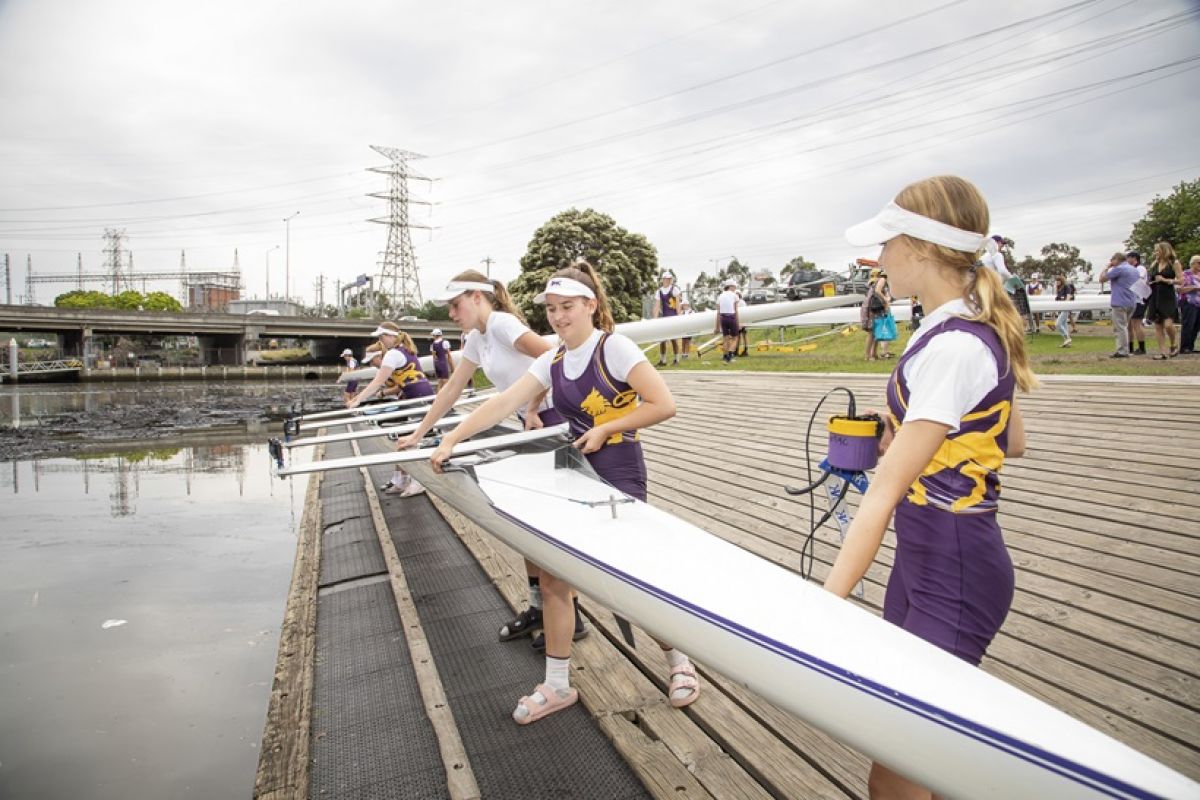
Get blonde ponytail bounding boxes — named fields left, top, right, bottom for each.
left=395, top=331, right=417, bottom=354
left=969, top=266, right=1037, bottom=392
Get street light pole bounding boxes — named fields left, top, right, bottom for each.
left=265, top=245, right=280, bottom=299
left=283, top=211, right=299, bottom=304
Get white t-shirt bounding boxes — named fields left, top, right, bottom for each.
left=461, top=311, right=538, bottom=393
left=980, top=251, right=1013, bottom=280
left=717, top=289, right=739, bottom=314
left=900, top=298, right=999, bottom=433
left=380, top=347, right=408, bottom=370
left=529, top=329, right=647, bottom=388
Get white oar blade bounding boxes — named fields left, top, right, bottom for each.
left=297, top=391, right=496, bottom=431
left=286, top=414, right=465, bottom=449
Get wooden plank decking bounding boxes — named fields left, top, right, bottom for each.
left=432, top=371, right=1199, bottom=798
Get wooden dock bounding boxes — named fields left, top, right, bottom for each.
left=257, top=371, right=1199, bottom=798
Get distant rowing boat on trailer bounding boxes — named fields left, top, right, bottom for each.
left=1, top=358, right=83, bottom=384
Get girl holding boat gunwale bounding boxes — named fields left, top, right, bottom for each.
left=827, top=176, right=1032, bottom=799
left=431, top=260, right=701, bottom=724
left=392, top=270, right=588, bottom=649
left=347, top=321, right=435, bottom=496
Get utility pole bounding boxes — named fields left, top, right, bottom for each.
left=314, top=274, right=325, bottom=310
left=264, top=245, right=279, bottom=299
left=368, top=145, right=432, bottom=312
left=283, top=212, right=299, bottom=304
left=77, top=253, right=83, bottom=290
left=25, top=255, right=34, bottom=305
left=481, top=256, right=494, bottom=278
left=3, top=254, right=9, bottom=304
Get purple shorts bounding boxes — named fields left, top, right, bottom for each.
left=883, top=501, right=1014, bottom=665
left=719, top=313, right=739, bottom=338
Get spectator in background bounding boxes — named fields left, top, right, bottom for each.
left=678, top=299, right=695, bottom=359
left=652, top=272, right=683, bottom=366
left=1127, top=251, right=1149, bottom=355
left=339, top=347, right=358, bottom=371
left=1101, top=251, right=1138, bottom=358
left=981, top=235, right=1014, bottom=278
left=1053, top=275, right=1075, bottom=347
left=1146, top=242, right=1182, bottom=359
left=1179, top=254, right=1200, bottom=354
left=736, top=290, right=750, bottom=357
left=429, top=328, right=453, bottom=390
left=1004, top=272, right=1035, bottom=333
left=862, top=267, right=883, bottom=360
left=872, top=272, right=898, bottom=358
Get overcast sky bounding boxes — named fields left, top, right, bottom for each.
left=1, top=0, right=1197, bottom=306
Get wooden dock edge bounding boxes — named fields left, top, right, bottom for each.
left=353, top=443, right=483, bottom=800
left=254, top=445, right=324, bottom=800
left=428, top=494, right=860, bottom=800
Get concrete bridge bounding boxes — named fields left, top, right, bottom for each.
left=0, top=305, right=460, bottom=366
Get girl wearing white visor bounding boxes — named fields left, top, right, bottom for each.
left=825, top=176, right=1032, bottom=799
left=347, top=321, right=435, bottom=497
left=431, top=261, right=700, bottom=724
left=392, top=270, right=585, bottom=650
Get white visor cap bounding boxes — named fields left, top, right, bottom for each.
left=845, top=201, right=987, bottom=253
left=340, top=348, right=354, bottom=357
left=430, top=280, right=495, bottom=305
left=431, top=328, right=442, bottom=336
left=370, top=326, right=398, bottom=337
left=722, top=279, right=738, bottom=289
left=533, top=276, right=596, bottom=304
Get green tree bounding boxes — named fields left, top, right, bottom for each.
left=113, top=290, right=145, bottom=310
left=780, top=255, right=817, bottom=279
left=55, top=290, right=116, bottom=308
left=1127, top=178, right=1200, bottom=263
left=143, top=292, right=182, bottom=312
left=1013, top=243, right=1089, bottom=281
left=511, top=208, right=658, bottom=332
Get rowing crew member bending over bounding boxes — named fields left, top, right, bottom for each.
left=393, top=270, right=587, bottom=650
left=347, top=321, right=435, bottom=497
left=827, top=175, right=1032, bottom=800
left=432, top=260, right=701, bottom=724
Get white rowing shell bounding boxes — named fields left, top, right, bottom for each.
left=338, top=295, right=863, bottom=384
left=402, top=449, right=1197, bottom=799
left=297, top=391, right=496, bottom=432
left=274, top=425, right=569, bottom=477
left=748, top=296, right=1113, bottom=328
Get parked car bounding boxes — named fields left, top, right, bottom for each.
left=246, top=308, right=281, bottom=316
left=745, top=288, right=776, bottom=305
left=784, top=269, right=843, bottom=300
left=24, top=338, right=55, bottom=347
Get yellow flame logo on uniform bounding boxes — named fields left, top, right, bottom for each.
left=903, top=399, right=1010, bottom=512
left=388, top=363, right=426, bottom=387
left=580, top=388, right=640, bottom=444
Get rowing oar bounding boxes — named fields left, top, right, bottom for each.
left=286, top=414, right=466, bottom=449
left=291, top=389, right=497, bottom=425
left=295, top=391, right=496, bottom=434
left=270, top=424, right=570, bottom=477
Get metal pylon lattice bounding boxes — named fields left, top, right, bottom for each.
left=102, top=228, right=131, bottom=294
left=367, top=145, right=432, bottom=312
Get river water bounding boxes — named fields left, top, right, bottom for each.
left=0, top=381, right=336, bottom=799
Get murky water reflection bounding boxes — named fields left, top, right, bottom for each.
left=0, top=433, right=312, bottom=798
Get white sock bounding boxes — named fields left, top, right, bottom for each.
left=528, top=584, right=543, bottom=610
left=664, top=648, right=689, bottom=670
left=545, top=656, right=570, bottom=692
left=391, top=468, right=405, bottom=485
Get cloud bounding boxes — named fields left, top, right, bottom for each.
left=1, top=0, right=1196, bottom=304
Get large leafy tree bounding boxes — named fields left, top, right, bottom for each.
left=511, top=208, right=658, bottom=332
left=1127, top=178, right=1200, bottom=262
left=143, top=292, right=182, bottom=312
left=780, top=255, right=817, bottom=279
left=1013, top=242, right=1089, bottom=281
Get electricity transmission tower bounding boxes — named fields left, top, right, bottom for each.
left=367, top=145, right=432, bottom=312
left=102, top=228, right=132, bottom=294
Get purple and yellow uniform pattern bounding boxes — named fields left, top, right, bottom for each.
left=549, top=333, right=647, bottom=500
left=882, top=316, right=1017, bottom=665
left=386, top=346, right=435, bottom=400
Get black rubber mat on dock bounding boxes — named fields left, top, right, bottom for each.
left=310, top=477, right=450, bottom=799
left=369, top=463, right=650, bottom=800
